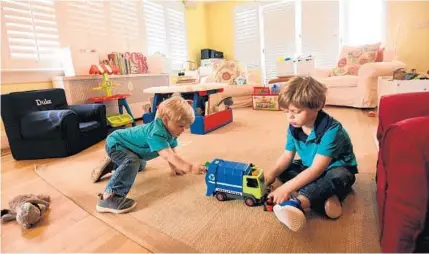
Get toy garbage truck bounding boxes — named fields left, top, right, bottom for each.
left=205, top=159, right=265, bottom=206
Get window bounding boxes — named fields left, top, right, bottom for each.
left=234, top=0, right=385, bottom=82
left=342, top=0, right=385, bottom=46
left=301, top=1, right=340, bottom=68
left=1, top=0, right=61, bottom=69
left=233, top=3, right=261, bottom=70
left=61, top=1, right=107, bottom=51
left=143, top=0, right=188, bottom=71
left=109, top=0, right=143, bottom=52
left=61, top=1, right=144, bottom=54
left=167, top=6, right=188, bottom=71
left=261, top=1, right=296, bottom=81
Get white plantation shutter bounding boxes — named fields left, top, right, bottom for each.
left=262, top=2, right=296, bottom=81
left=109, top=0, right=143, bottom=52
left=166, top=5, right=188, bottom=71
left=58, top=1, right=108, bottom=53
left=58, top=0, right=145, bottom=56
left=301, top=1, right=340, bottom=68
left=234, top=3, right=261, bottom=69
left=65, top=1, right=106, bottom=37
left=1, top=0, right=61, bottom=68
left=143, top=0, right=188, bottom=71
left=143, top=0, right=167, bottom=55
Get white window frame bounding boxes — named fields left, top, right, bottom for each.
left=340, top=0, right=387, bottom=46
left=233, top=2, right=262, bottom=82
left=234, top=0, right=387, bottom=83
left=260, top=0, right=298, bottom=82
left=1, top=0, right=63, bottom=72
left=142, top=0, right=188, bottom=72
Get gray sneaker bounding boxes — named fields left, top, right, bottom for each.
left=96, top=194, right=137, bottom=214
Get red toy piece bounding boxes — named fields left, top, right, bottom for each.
left=368, top=111, right=376, bottom=117
left=89, top=64, right=102, bottom=75
left=263, top=187, right=275, bottom=212
left=264, top=197, right=275, bottom=212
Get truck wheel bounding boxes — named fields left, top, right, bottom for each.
left=215, top=192, right=227, bottom=201
left=244, top=197, right=256, bottom=207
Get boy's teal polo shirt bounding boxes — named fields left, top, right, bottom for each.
left=285, top=110, right=358, bottom=174
left=106, top=118, right=178, bottom=160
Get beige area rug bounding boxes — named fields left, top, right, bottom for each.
left=35, top=108, right=380, bottom=253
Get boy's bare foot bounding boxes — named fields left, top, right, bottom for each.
left=91, top=157, right=114, bottom=183
left=324, top=195, right=342, bottom=219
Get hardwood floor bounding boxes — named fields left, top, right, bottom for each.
left=1, top=151, right=149, bottom=253
left=0, top=107, right=378, bottom=253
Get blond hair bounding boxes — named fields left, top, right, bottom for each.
left=155, top=96, right=195, bottom=127
left=278, top=76, right=327, bottom=109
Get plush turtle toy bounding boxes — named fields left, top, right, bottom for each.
left=1, top=194, right=50, bottom=229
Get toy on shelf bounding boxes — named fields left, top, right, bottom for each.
left=205, top=159, right=266, bottom=207
left=88, top=65, right=136, bottom=127
left=89, top=64, right=120, bottom=76
left=252, top=86, right=281, bottom=111
left=93, top=72, right=119, bottom=97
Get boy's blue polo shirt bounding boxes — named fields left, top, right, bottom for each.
left=106, top=118, right=178, bottom=160
left=285, top=110, right=358, bottom=174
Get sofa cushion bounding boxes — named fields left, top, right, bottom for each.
left=332, top=43, right=380, bottom=76
left=79, top=121, right=101, bottom=132
left=314, top=75, right=358, bottom=88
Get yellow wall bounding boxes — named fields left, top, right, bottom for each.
left=386, top=1, right=429, bottom=72
left=1, top=82, right=53, bottom=94
left=205, top=1, right=238, bottom=60
left=185, top=3, right=208, bottom=65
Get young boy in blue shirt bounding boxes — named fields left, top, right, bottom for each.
left=94, top=96, right=207, bottom=214
left=265, top=76, right=358, bottom=232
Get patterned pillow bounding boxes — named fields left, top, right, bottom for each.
left=332, top=42, right=381, bottom=76
left=214, top=60, right=245, bottom=85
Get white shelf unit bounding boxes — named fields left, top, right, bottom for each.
left=52, top=74, right=170, bottom=119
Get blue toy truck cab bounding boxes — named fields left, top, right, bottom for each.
left=205, top=159, right=265, bottom=206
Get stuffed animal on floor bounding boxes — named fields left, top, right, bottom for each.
left=1, top=194, right=50, bottom=229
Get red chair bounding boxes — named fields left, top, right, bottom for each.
left=376, top=92, right=429, bottom=252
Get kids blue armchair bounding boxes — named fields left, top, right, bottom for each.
left=1, top=88, right=107, bottom=160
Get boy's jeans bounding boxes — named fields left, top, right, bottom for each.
left=105, top=144, right=143, bottom=197
left=278, top=160, right=356, bottom=215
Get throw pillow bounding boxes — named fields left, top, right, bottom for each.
left=332, top=42, right=381, bottom=76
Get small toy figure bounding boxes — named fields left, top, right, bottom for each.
left=92, top=72, right=119, bottom=97
left=1, top=194, right=50, bottom=229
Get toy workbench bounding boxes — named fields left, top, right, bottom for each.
left=142, top=83, right=233, bottom=135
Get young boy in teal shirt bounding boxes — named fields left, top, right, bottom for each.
left=94, top=96, right=206, bottom=214
left=265, top=76, right=358, bottom=232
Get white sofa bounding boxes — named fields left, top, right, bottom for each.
left=199, top=60, right=261, bottom=108
left=311, top=50, right=405, bottom=108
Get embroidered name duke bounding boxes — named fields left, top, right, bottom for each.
left=35, top=99, right=52, bottom=106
